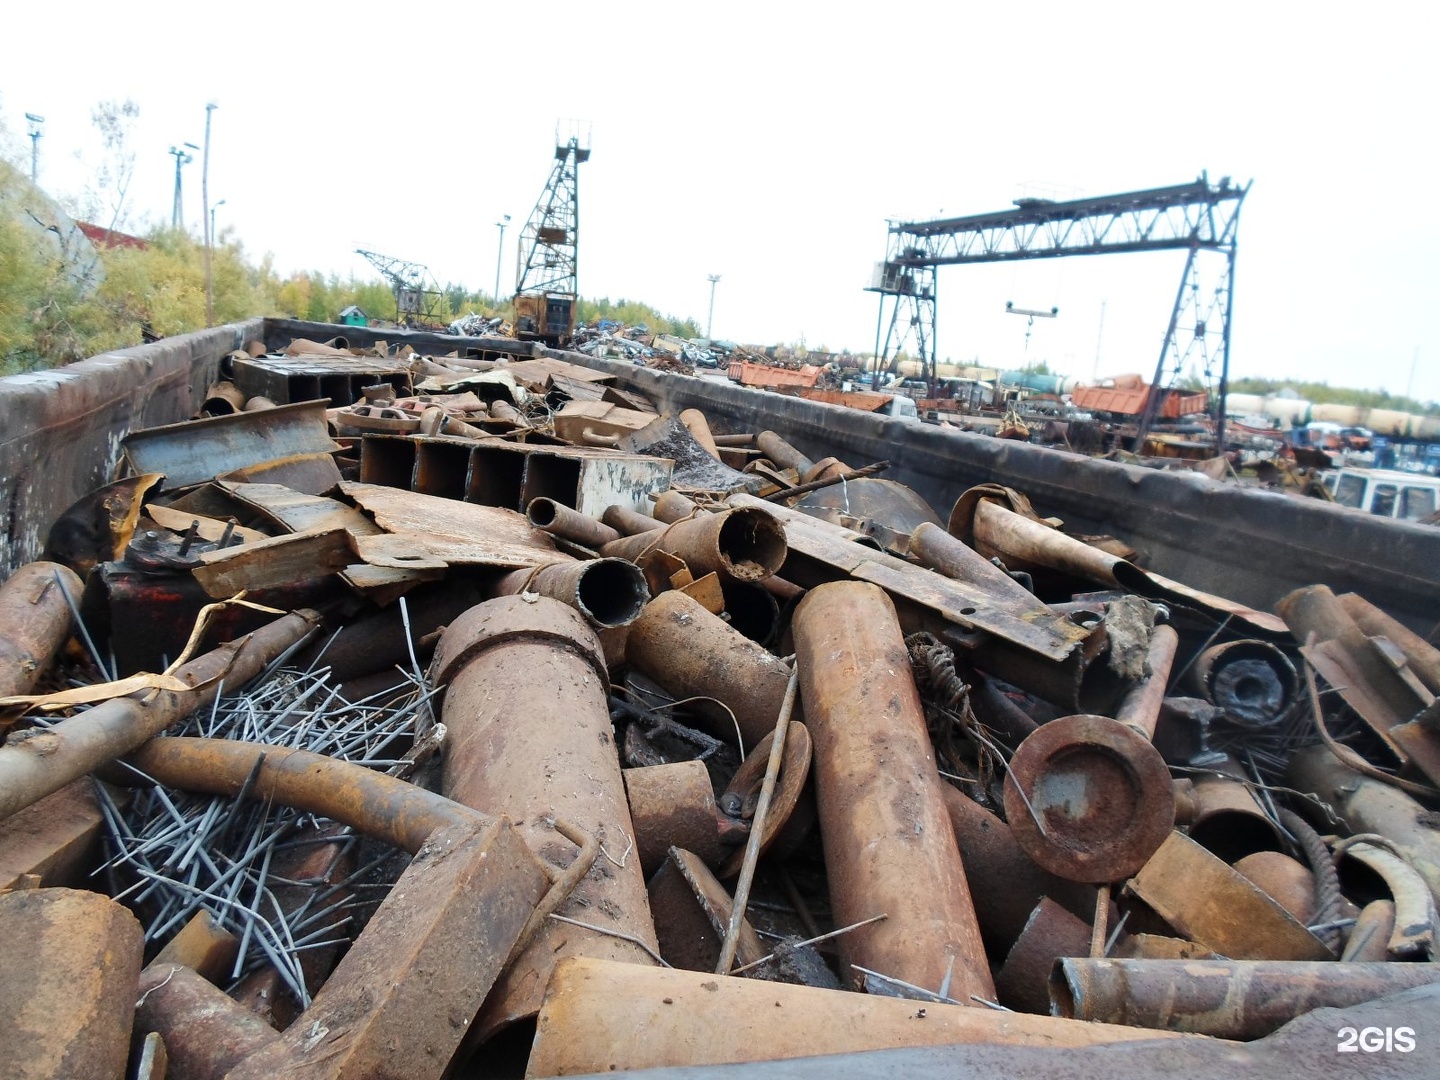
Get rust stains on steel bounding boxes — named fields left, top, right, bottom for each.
left=1053, top=958, right=1440, bottom=1040
left=431, top=595, right=659, bottom=1039
left=0, top=562, right=82, bottom=702
left=600, top=506, right=787, bottom=585
left=793, top=580, right=994, bottom=1003
left=0, top=609, right=322, bottom=822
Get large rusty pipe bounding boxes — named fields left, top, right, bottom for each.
left=0, top=562, right=82, bottom=699
left=124, top=737, right=492, bottom=855
left=526, top=497, right=621, bottom=548
left=494, top=558, right=650, bottom=629
left=1183, top=638, right=1297, bottom=728
left=653, top=488, right=703, bottom=523
left=431, top=595, right=658, bottom=1038
left=995, top=898, right=1094, bottom=1014
left=680, top=409, right=722, bottom=460
left=1185, top=755, right=1284, bottom=864
left=940, top=784, right=1096, bottom=949
left=971, top=499, right=1142, bottom=589
left=909, top=521, right=1036, bottom=598
left=1288, top=743, right=1440, bottom=907
left=527, top=956, right=1207, bottom=1076
left=1114, top=624, right=1179, bottom=739
left=792, top=581, right=993, bottom=1002
left=0, top=887, right=144, bottom=1080
left=756, top=431, right=815, bottom=476
left=0, top=610, right=321, bottom=822
left=1053, top=958, right=1440, bottom=1040
left=1340, top=591, right=1440, bottom=696
left=625, top=589, right=795, bottom=750
left=600, top=507, right=787, bottom=584
left=134, top=963, right=280, bottom=1080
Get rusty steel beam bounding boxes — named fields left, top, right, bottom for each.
left=135, top=963, right=280, bottom=1080
left=526, top=497, right=622, bottom=548
left=0, top=887, right=144, bottom=1080
left=1053, top=958, right=1440, bottom=1039
left=600, top=507, right=787, bottom=585
left=626, top=589, right=795, bottom=749
left=0, top=609, right=322, bottom=822
left=227, top=818, right=548, bottom=1080
left=0, top=562, right=81, bottom=700
left=431, top=595, right=658, bottom=1039
left=792, top=580, right=993, bottom=1002
left=527, top=956, right=1209, bottom=1075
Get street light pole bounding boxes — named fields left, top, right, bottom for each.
left=494, top=215, right=511, bottom=307
left=24, top=114, right=44, bottom=184
left=203, top=103, right=218, bottom=326
left=706, top=274, right=721, bottom=339
left=210, top=200, right=226, bottom=249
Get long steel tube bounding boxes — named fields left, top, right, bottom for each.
left=432, top=595, right=658, bottom=1038
left=792, top=580, right=993, bottom=1002
left=494, top=558, right=649, bottom=629
left=0, top=610, right=322, bottom=822
left=526, top=497, right=622, bottom=548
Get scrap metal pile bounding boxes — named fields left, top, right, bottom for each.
left=1, top=336, right=1438, bottom=1078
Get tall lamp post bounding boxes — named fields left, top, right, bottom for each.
left=494, top=214, right=511, bottom=307
left=203, top=102, right=218, bottom=326
left=706, top=274, right=722, bottom=339
left=210, top=200, right=227, bottom=247
left=169, top=143, right=198, bottom=229
left=24, top=114, right=44, bottom=184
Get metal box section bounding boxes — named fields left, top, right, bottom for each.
left=232, top=354, right=413, bottom=406
left=359, top=435, right=672, bottom=517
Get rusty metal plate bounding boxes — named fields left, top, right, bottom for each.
left=1003, top=714, right=1174, bottom=883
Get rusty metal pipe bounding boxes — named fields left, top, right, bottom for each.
left=600, top=504, right=666, bottom=536
left=124, top=736, right=491, bottom=855
left=201, top=381, right=248, bottom=416
left=527, top=957, right=1207, bottom=1076
left=940, top=784, right=1096, bottom=949
left=1185, top=756, right=1284, bottom=864
left=600, top=507, right=787, bottom=584
left=0, top=887, right=145, bottom=1080
left=1114, top=624, right=1179, bottom=739
left=0, top=610, right=321, bottom=822
left=653, top=488, right=703, bottom=523
left=625, top=589, right=794, bottom=749
left=1340, top=591, right=1440, bottom=696
left=135, top=963, right=280, bottom=1080
left=995, top=898, right=1094, bottom=1014
left=494, top=558, right=649, bottom=629
left=242, top=395, right=276, bottom=412
left=0, top=562, right=81, bottom=700
left=756, top=431, right=815, bottom=476
left=909, top=521, right=1036, bottom=598
left=1053, top=958, right=1440, bottom=1039
left=972, top=498, right=1143, bottom=589
left=793, top=581, right=993, bottom=1002
left=623, top=762, right=724, bottom=875
left=1184, top=638, right=1297, bottom=728
left=526, top=497, right=622, bottom=548
left=680, top=409, right=722, bottom=460
left=1288, top=743, right=1440, bottom=907
left=431, top=595, right=658, bottom=1038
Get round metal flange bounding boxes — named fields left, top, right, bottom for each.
left=1002, top=714, right=1174, bottom=884
left=719, top=720, right=814, bottom=877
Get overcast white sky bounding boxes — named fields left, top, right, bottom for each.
left=5, top=2, right=1437, bottom=401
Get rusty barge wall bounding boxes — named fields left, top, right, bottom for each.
left=0, top=320, right=264, bottom=575
left=2, top=317, right=1435, bottom=633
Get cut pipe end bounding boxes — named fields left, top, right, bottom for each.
left=573, top=558, right=650, bottom=629
left=717, top=508, right=787, bottom=581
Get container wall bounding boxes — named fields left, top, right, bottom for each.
left=0, top=320, right=263, bottom=575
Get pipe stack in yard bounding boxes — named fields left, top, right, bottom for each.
left=1, top=330, right=1438, bottom=1080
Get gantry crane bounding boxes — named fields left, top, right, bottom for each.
left=355, top=249, right=444, bottom=326
left=512, top=122, right=590, bottom=347
left=866, top=174, right=1249, bottom=448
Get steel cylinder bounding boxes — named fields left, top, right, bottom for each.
left=625, top=589, right=794, bottom=749
left=995, top=898, right=1094, bottom=1014
left=679, top=409, right=722, bottom=460
left=600, top=507, right=787, bottom=584
left=756, top=430, right=814, bottom=475
left=528, top=956, right=1201, bottom=1075
left=0, top=561, right=81, bottom=700
left=600, top=504, right=666, bottom=536
left=0, top=887, right=144, bottom=1080
left=431, top=595, right=657, bottom=1037
left=1186, top=759, right=1284, bottom=864
left=526, top=498, right=621, bottom=548
left=1184, top=638, right=1297, bottom=728
left=1113, top=624, right=1179, bottom=739
left=908, top=521, right=1033, bottom=596
left=792, top=581, right=993, bottom=1002
left=494, top=558, right=649, bottom=629
left=653, top=488, right=703, bottom=523
left=623, top=761, right=724, bottom=875
left=135, top=963, right=280, bottom=1080
left=1233, top=851, right=1317, bottom=924
left=1053, top=958, right=1440, bottom=1039
left=940, top=784, right=1096, bottom=951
